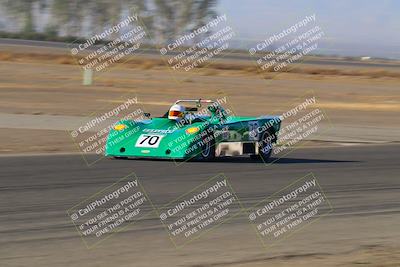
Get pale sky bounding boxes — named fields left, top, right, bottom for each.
left=218, top=0, right=400, bottom=58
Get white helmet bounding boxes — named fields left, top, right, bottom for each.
left=168, top=104, right=185, bottom=120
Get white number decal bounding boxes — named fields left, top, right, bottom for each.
left=135, top=134, right=164, bottom=148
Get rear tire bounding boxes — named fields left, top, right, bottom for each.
left=251, top=131, right=274, bottom=162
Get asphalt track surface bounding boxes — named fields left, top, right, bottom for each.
left=1, top=144, right=399, bottom=266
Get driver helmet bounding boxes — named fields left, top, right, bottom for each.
left=168, top=104, right=185, bottom=120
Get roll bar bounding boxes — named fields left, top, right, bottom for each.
left=174, top=99, right=227, bottom=121
left=174, top=99, right=216, bottom=107
left=174, top=99, right=214, bottom=104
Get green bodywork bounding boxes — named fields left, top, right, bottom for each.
left=105, top=105, right=281, bottom=159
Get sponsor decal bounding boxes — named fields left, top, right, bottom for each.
left=143, top=129, right=175, bottom=134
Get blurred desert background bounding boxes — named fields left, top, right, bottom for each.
left=0, top=0, right=399, bottom=154
left=0, top=42, right=399, bottom=154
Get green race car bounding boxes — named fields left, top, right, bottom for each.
left=105, top=99, right=281, bottom=161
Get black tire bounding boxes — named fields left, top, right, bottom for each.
left=251, top=131, right=274, bottom=162
left=198, top=131, right=215, bottom=161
